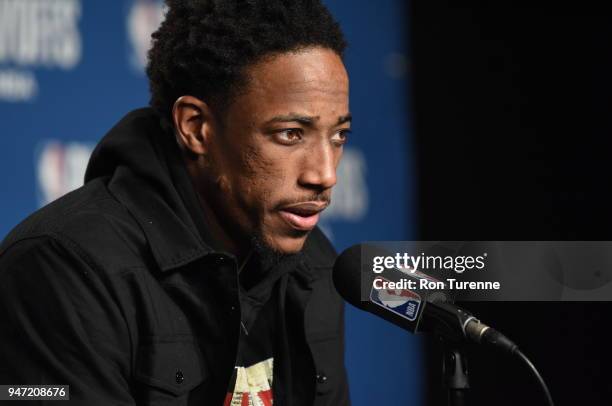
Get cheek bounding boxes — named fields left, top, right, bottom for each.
left=234, top=143, right=288, bottom=210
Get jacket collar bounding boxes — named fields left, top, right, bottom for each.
left=108, top=165, right=213, bottom=271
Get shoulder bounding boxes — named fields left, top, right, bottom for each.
left=0, top=235, right=107, bottom=307
left=1, top=177, right=149, bottom=275
left=0, top=234, right=129, bottom=340
left=0, top=234, right=133, bottom=395
left=0, top=208, right=134, bottom=346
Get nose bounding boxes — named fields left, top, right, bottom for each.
left=298, top=142, right=338, bottom=191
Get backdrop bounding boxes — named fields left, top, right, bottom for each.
left=0, top=0, right=421, bottom=404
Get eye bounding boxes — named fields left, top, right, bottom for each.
left=331, top=129, right=351, bottom=146
left=274, top=128, right=303, bottom=145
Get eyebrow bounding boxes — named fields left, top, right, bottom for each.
left=337, top=113, right=352, bottom=125
left=266, top=113, right=352, bottom=126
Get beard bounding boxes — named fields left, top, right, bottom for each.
left=235, top=231, right=304, bottom=291
left=250, top=231, right=300, bottom=271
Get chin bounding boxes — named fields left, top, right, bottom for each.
left=264, top=233, right=309, bottom=255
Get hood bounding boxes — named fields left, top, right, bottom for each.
left=85, top=107, right=199, bottom=230
left=84, top=108, right=214, bottom=271
left=85, top=108, right=173, bottom=186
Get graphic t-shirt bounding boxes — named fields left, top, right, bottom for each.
left=224, top=256, right=286, bottom=406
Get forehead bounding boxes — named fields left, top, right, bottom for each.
left=230, top=47, right=349, bottom=119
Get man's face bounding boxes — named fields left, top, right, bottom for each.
left=207, top=47, right=350, bottom=254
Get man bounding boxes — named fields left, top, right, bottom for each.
left=0, top=1, right=351, bottom=405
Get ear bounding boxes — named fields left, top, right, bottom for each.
left=172, top=95, right=217, bottom=156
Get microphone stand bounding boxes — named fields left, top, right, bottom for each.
left=425, top=301, right=473, bottom=406
left=441, top=339, right=470, bottom=406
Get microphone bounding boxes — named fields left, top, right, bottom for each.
left=334, top=244, right=555, bottom=406
left=332, top=244, right=518, bottom=354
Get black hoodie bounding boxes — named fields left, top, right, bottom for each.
left=0, top=108, right=350, bottom=405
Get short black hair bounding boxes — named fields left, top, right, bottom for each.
left=146, top=0, right=347, bottom=120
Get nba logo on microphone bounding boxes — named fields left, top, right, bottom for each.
left=370, top=277, right=421, bottom=321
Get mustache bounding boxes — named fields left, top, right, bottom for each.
left=276, top=193, right=331, bottom=208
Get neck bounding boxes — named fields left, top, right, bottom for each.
left=182, top=155, right=251, bottom=264
left=198, top=192, right=251, bottom=264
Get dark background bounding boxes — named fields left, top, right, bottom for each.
left=411, top=2, right=612, bottom=405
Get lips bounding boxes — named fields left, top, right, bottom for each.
left=278, top=202, right=328, bottom=231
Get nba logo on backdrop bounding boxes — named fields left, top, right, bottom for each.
left=36, top=141, right=93, bottom=206
left=127, top=0, right=164, bottom=72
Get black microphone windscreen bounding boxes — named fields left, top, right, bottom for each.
left=332, top=243, right=430, bottom=333
left=332, top=244, right=367, bottom=310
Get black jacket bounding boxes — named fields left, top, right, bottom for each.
left=0, top=108, right=350, bottom=405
